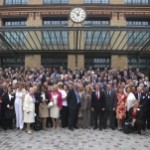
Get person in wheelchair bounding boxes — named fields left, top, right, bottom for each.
left=128, top=100, right=143, bottom=135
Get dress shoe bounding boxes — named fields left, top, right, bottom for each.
left=93, top=126, right=97, bottom=130
left=69, top=127, right=74, bottom=131
left=99, top=127, right=102, bottom=131
left=74, top=126, right=79, bottom=129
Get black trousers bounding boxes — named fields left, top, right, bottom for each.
left=103, top=110, right=116, bottom=129
left=147, top=111, right=150, bottom=129
left=142, top=109, right=150, bottom=130
left=93, top=109, right=105, bottom=129
left=68, top=105, right=80, bottom=128
left=135, top=120, right=143, bottom=133
left=3, top=118, right=13, bottom=130
left=61, top=106, right=69, bottom=128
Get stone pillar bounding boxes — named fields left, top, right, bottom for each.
left=110, top=12, right=128, bottom=69
left=110, top=0, right=124, bottom=4
left=25, top=55, right=41, bottom=69
left=0, top=18, right=2, bottom=27
left=78, top=55, right=84, bottom=69
left=29, top=0, right=43, bottom=5
left=69, top=0, right=83, bottom=4
left=68, top=54, right=85, bottom=70
left=68, top=55, right=76, bottom=70
left=111, top=55, right=128, bottom=70
left=25, top=13, right=42, bottom=68
left=68, top=15, right=85, bottom=70
left=0, top=0, right=4, bottom=5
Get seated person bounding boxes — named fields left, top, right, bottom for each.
left=128, top=100, right=143, bottom=135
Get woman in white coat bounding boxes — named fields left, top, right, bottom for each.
left=15, top=83, right=26, bottom=130
left=23, top=87, right=35, bottom=134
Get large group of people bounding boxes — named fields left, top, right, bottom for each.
left=0, top=66, right=150, bottom=135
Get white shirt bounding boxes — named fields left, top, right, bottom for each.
left=127, top=92, right=136, bottom=111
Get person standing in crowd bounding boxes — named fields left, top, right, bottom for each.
left=135, top=86, right=146, bottom=130
left=78, top=84, right=84, bottom=128
left=138, top=86, right=150, bottom=131
left=91, top=84, right=106, bottom=130
left=49, top=85, right=62, bottom=129
left=67, top=82, right=81, bottom=131
left=144, top=87, right=150, bottom=129
left=116, top=87, right=127, bottom=131
left=39, top=85, right=49, bottom=131
left=128, top=100, right=143, bottom=135
left=0, top=82, right=7, bottom=129
left=104, top=84, right=117, bottom=130
left=15, top=83, right=26, bottom=130
left=58, top=82, right=68, bottom=128
left=124, top=85, right=136, bottom=116
left=81, top=85, right=92, bottom=129
left=23, top=87, right=35, bottom=134
left=34, top=85, right=40, bottom=119
left=2, top=86, right=15, bottom=130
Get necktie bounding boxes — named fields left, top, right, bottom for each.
left=138, top=93, right=141, bottom=100
left=96, top=91, right=99, bottom=100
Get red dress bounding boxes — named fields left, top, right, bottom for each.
left=116, top=93, right=127, bottom=119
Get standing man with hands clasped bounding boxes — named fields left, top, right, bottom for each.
left=104, top=84, right=117, bottom=130
left=91, top=84, right=106, bottom=130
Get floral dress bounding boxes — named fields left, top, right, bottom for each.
left=116, top=93, right=127, bottom=120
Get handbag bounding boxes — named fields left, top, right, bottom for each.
left=48, top=101, right=54, bottom=108
left=123, top=120, right=134, bottom=134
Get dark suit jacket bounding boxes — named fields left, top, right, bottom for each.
left=2, top=92, right=15, bottom=119
left=104, top=90, right=117, bottom=111
left=128, top=107, right=143, bottom=121
left=135, top=92, right=147, bottom=110
left=91, top=90, right=106, bottom=111
left=3, top=92, right=15, bottom=111
left=67, top=89, right=80, bottom=110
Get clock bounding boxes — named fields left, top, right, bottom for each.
left=69, top=7, right=87, bottom=23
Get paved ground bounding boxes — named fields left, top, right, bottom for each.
left=0, top=128, right=150, bottom=150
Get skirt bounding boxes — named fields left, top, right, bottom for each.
left=50, top=105, right=60, bottom=119
left=39, top=102, right=49, bottom=118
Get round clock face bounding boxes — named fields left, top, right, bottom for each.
left=70, top=7, right=87, bottom=23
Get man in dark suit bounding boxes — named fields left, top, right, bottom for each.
left=0, top=82, right=8, bottom=129
left=104, top=84, right=117, bottom=130
left=91, top=84, right=106, bottom=130
left=2, top=86, right=15, bottom=130
left=67, top=82, right=81, bottom=131
left=135, top=86, right=147, bottom=130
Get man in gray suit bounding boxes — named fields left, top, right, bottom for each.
left=104, top=84, right=117, bottom=130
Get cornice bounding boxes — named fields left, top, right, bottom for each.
left=0, top=4, right=150, bottom=18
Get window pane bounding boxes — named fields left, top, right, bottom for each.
left=43, top=19, right=68, bottom=45
left=127, top=20, right=150, bottom=45
left=84, top=0, right=109, bottom=4
left=84, top=20, right=110, bottom=45
left=125, top=0, right=149, bottom=4
left=4, top=20, right=26, bottom=45
left=5, top=0, right=28, bottom=5
left=43, top=0, right=68, bottom=4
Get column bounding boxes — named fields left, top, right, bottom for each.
left=110, top=0, right=124, bottom=4
left=67, top=55, right=85, bottom=70
left=0, top=0, right=4, bottom=5
left=25, top=13, right=42, bottom=69
left=68, top=1, right=85, bottom=70
left=111, top=55, right=128, bottom=70
left=25, top=55, right=41, bottom=69
left=110, top=12, right=128, bottom=69
left=29, top=0, right=43, bottom=5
